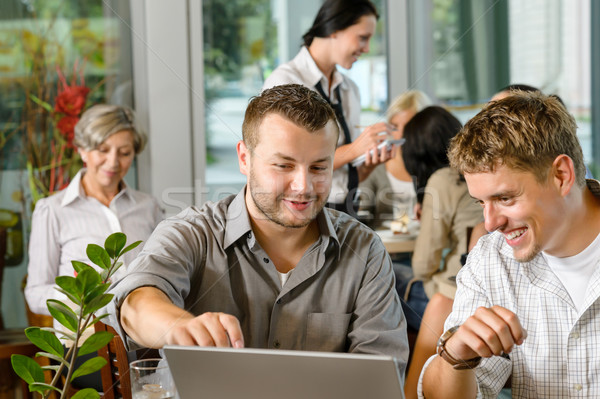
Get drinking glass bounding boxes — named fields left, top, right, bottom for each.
left=130, top=358, right=177, bottom=399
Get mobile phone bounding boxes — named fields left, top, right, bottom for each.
left=351, top=139, right=405, bottom=167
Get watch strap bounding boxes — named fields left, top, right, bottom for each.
left=437, top=326, right=482, bottom=370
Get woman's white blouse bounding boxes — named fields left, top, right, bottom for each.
left=25, top=169, right=163, bottom=315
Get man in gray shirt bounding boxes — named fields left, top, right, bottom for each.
left=108, top=84, right=408, bottom=366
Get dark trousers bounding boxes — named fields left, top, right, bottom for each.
left=61, top=346, right=103, bottom=392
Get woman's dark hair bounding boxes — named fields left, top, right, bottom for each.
left=401, top=106, right=463, bottom=203
left=302, top=0, right=379, bottom=47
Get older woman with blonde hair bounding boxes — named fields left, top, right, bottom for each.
left=25, top=104, right=163, bottom=391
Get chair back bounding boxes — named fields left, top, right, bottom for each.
left=95, top=320, right=132, bottom=399
left=95, top=320, right=160, bottom=399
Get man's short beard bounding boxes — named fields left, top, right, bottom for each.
left=248, top=173, right=326, bottom=228
left=515, top=243, right=542, bottom=263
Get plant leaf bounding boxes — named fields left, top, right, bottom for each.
left=100, top=269, right=110, bottom=281
left=42, top=327, right=76, bottom=341
left=108, top=261, right=123, bottom=277
left=30, top=381, right=63, bottom=393
left=121, top=240, right=142, bottom=255
left=56, top=275, right=83, bottom=297
left=55, top=287, right=82, bottom=306
left=71, top=357, right=106, bottom=380
left=11, top=354, right=45, bottom=384
left=72, top=260, right=94, bottom=274
left=71, top=388, right=101, bottom=399
left=29, top=94, right=54, bottom=113
left=104, top=232, right=126, bottom=258
left=83, top=293, right=114, bottom=316
left=24, top=327, right=64, bottom=357
left=47, top=300, right=79, bottom=332
left=76, top=268, right=102, bottom=295
left=86, top=244, right=111, bottom=270
left=82, top=283, right=110, bottom=305
left=78, top=331, right=114, bottom=356
left=36, top=352, right=68, bottom=366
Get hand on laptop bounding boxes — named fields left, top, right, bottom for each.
left=120, top=287, right=245, bottom=349
left=165, top=312, right=245, bottom=348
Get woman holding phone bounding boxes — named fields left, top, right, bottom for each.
left=263, top=0, right=397, bottom=215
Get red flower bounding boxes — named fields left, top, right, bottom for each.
left=55, top=86, right=90, bottom=116
left=56, top=116, right=78, bottom=147
left=54, top=61, right=90, bottom=116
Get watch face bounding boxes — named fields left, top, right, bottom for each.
left=438, top=326, right=459, bottom=348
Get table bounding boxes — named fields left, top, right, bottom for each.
left=376, top=229, right=417, bottom=253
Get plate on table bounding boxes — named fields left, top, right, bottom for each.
left=379, top=220, right=419, bottom=240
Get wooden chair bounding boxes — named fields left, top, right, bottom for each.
left=95, top=320, right=132, bottom=399
left=17, top=274, right=62, bottom=398
left=95, top=320, right=160, bottom=399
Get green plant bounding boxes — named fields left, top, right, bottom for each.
left=11, top=232, right=141, bottom=399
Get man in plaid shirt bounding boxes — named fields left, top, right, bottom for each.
left=420, top=91, right=600, bottom=398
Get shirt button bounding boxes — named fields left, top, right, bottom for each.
left=572, top=332, right=580, bottom=339
left=247, top=233, right=252, bottom=239
left=574, top=384, right=582, bottom=391
left=273, top=340, right=281, bottom=348
left=263, top=258, right=269, bottom=263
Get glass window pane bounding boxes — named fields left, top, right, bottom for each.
left=409, top=0, right=592, bottom=170
left=0, top=0, right=134, bottom=327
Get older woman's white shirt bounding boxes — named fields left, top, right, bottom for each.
left=25, top=169, right=163, bottom=316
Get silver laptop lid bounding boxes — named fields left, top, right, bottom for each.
left=163, top=345, right=404, bottom=399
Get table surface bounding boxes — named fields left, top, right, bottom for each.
left=0, top=329, right=38, bottom=359
left=375, top=220, right=419, bottom=254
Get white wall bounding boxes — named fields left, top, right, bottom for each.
left=130, top=0, right=206, bottom=216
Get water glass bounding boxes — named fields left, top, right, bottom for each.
left=393, top=201, right=411, bottom=221
left=130, top=358, right=177, bottom=399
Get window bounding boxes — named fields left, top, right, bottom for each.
left=0, top=0, right=134, bottom=327
left=408, top=0, right=593, bottom=170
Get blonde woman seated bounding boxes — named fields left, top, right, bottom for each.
left=25, top=104, right=163, bottom=390
left=358, top=90, right=431, bottom=228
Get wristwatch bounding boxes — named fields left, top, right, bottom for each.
left=436, top=326, right=482, bottom=370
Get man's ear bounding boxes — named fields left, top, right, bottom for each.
left=552, top=154, right=576, bottom=196
left=237, top=140, right=250, bottom=176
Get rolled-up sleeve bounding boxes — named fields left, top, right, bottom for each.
left=106, top=216, right=203, bottom=347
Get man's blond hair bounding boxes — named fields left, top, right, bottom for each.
left=448, top=91, right=585, bottom=187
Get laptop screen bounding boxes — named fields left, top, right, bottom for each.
left=163, top=345, right=404, bottom=399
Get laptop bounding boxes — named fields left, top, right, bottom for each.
left=163, top=345, right=405, bottom=399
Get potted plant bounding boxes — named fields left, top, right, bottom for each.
left=11, top=232, right=140, bottom=399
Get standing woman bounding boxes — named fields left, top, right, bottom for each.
left=25, top=104, right=163, bottom=390
left=263, top=0, right=396, bottom=214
